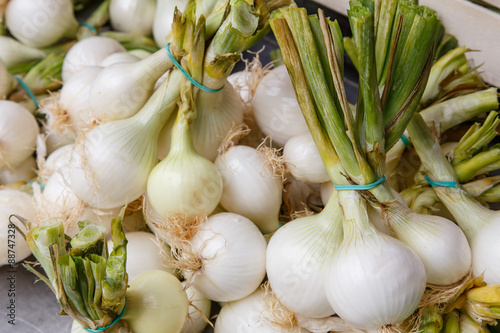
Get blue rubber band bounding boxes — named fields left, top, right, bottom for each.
left=14, top=77, right=38, bottom=109
left=166, top=43, right=224, bottom=93
left=424, top=176, right=458, bottom=188
left=334, top=176, right=387, bottom=191
left=401, top=135, right=410, bottom=147
left=27, top=181, right=44, bottom=190
left=81, top=23, right=97, bottom=34
left=83, top=298, right=127, bottom=333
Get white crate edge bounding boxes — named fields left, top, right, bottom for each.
left=314, top=0, right=500, bottom=87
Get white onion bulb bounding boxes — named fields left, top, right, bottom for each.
left=252, top=65, right=309, bottom=146
left=215, top=288, right=309, bottom=333
left=110, top=0, right=156, bottom=36
left=67, top=70, right=182, bottom=209
left=6, top=0, right=78, bottom=48
left=267, top=192, right=342, bottom=318
left=0, top=156, right=36, bottom=185
left=39, top=169, right=117, bottom=237
left=87, top=47, right=173, bottom=123
left=0, top=101, right=39, bottom=169
left=283, top=132, right=329, bottom=183
left=147, top=112, right=223, bottom=221
left=325, top=191, right=426, bottom=330
left=62, top=37, right=126, bottom=82
left=185, top=213, right=267, bottom=302
left=0, top=189, right=37, bottom=266
left=60, top=66, right=103, bottom=131
left=434, top=187, right=500, bottom=285
left=215, top=145, right=282, bottom=234
left=385, top=204, right=471, bottom=285
left=153, top=0, right=190, bottom=47
left=191, top=83, right=245, bottom=161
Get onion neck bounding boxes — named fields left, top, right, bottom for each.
left=169, top=111, right=195, bottom=156
left=133, top=47, right=173, bottom=83
left=433, top=186, right=493, bottom=240
left=132, top=70, right=182, bottom=137
left=337, top=190, right=377, bottom=239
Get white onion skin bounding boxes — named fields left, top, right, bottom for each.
left=283, top=132, right=329, bottom=183
left=87, top=48, right=172, bottom=123
left=215, top=288, right=309, bottom=333
left=0, top=101, right=39, bottom=169
left=0, top=189, right=37, bottom=266
left=153, top=0, right=189, bottom=47
left=62, top=37, right=126, bottom=82
left=60, top=66, right=103, bottom=131
left=325, top=192, right=426, bottom=330
left=67, top=120, right=158, bottom=209
left=41, top=169, right=117, bottom=237
left=99, top=52, right=140, bottom=67
left=215, top=145, right=282, bottom=234
left=191, top=84, right=245, bottom=161
left=386, top=205, right=471, bottom=285
left=108, top=231, right=177, bottom=281
left=326, top=233, right=426, bottom=330
left=110, top=0, right=156, bottom=36
left=40, top=144, right=74, bottom=180
left=252, top=65, right=309, bottom=146
left=5, top=0, right=78, bottom=48
left=68, top=70, right=182, bottom=210
left=266, top=193, right=342, bottom=318
left=123, top=270, right=189, bottom=333
left=186, top=213, right=267, bottom=302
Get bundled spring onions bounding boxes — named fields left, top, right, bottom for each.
left=15, top=209, right=189, bottom=333
left=5, top=0, right=500, bottom=331
left=268, top=0, right=477, bottom=329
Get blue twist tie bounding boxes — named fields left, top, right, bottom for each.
left=83, top=298, right=126, bottom=333
left=166, top=43, right=224, bottom=93
left=401, top=135, right=410, bottom=147
left=334, top=176, right=387, bottom=191
left=81, top=23, right=97, bottom=34
left=14, top=77, right=38, bottom=109
left=424, top=176, right=458, bottom=188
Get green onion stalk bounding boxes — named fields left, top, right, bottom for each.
left=146, top=0, right=290, bottom=240
left=442, top=310, right=460, bottom=333
left=12, top=209, right=128, bottom=331
left=269, top=1, right=472, bottom=330
left=8, top=53, right=65, bottom=104
left=418, top=306, right=443, bottom=333
left=400, top=110, right=500, bottom=212
left=384, top=55, right=499, bottom=183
